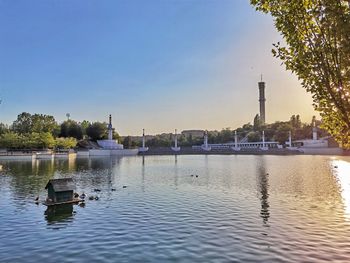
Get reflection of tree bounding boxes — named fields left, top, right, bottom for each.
left=256, top=157, right=270, bottom=225
left=3, top=156, right=124, bottom=205
left=5, top=160, right=56, bottom=201
left=72, top=156, right=123, bottom=192
left=75, top=158, right=90, bottom=171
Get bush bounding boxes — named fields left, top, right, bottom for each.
left=55, top=137, right=77, bottom=149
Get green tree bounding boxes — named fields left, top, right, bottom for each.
left=80, top=120, right=90, bottom=137
left=27, top=132, right=55, bottom=149
left=60, top=120, right=83, bottom=139
left=0, top=132, right=24, bottom=149
left=274, top=123, right=293, bottom=144
left=12, top=112, right=32, bottom=134
left=122, top=136, right=138, bottom=149
left=247, top=131, right=261, bottom=142
left=12, top=112, right=59, bottom=136
left=250, top=0, right=350, bottom=148
left=122, top=136, right=132, bottom=149
left=86, top=122, right=108, bottom=141
left=253, top=114, right=261, bottom=131
left=219, top=128, right=233, bottom=142
left=31, top=114, right=59, bottom=134
left=0, top=123, right=9, bottom=135
left=296, top=115, right=302, bottom=128
left=55, top=137, right=77, bottom=149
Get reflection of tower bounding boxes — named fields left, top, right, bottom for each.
left=141, top=156, right=145, bottom=192
left=258, top=77, right=266, bottom=125
left=174, top=155, right=178, bottom=187
left=256, top=157, right=270, bottom=225
left=108, top=114, right=113, bottom=140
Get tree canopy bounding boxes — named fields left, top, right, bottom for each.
left=86, top=122, right=108, bottom=141
left=60, top=120, right=83, bottom=139
left=12, top=112, right=59, bottom=135
left=250, top=0, right=350, bottom=148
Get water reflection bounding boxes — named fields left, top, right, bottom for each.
left=174, top=155, right=178, bottom=188
left=141, top=156, right=145, bottom=192
left=2, top=156, right=350, bottom=262
left=4, top=160, right=56, bottom=202
left=45, top=204, right=75, bottom=228
left=256, top=157, right=270, bottom=225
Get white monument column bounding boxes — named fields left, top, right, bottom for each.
left=171, top=129, right=181, bottom=152
left=95, top=114, right=124, bottom=152
left=289, top=131, right=292, bottom=147
left=232, top=130, right=241, bottom=151
left=139, top=128, right=149, bottom=152
left=174, top=129, right=178, bottom=148
left=262, top=130, right=265, bottom=148
left=201, top=130, right=211, bottom=151
left=235, top=131, right=238, bottom=148
left=260, top=130, right=268, bottom=151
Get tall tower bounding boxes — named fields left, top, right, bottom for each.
left=258, top=76, right=266, bottom=125
left=108, top=114, right=113, bottom=140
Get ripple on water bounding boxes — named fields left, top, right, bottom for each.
left=1, top=155, right=350, bottom=262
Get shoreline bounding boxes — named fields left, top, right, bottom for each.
left=138, top=146, right=345, bottom=156
left=0, top=147, right=346, bottom=161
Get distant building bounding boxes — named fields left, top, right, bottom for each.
left=181, top=130, right=204, bottom=138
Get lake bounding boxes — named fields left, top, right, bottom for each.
left=1, top=155, right=350, bottom=262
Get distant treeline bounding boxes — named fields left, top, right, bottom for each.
left=0, top=112, right=120, bottom=150
left=0, top=112, right=328, bottom=150
left=122, top=114, right=329, bottom=148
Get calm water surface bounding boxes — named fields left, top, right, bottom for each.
left=1, top=155, right=350, bottom=262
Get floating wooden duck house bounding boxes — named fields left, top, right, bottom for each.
left=44, top=178, right=82, bottom=206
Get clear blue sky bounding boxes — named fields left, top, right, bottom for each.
left=0, top=0, right=315, bottom=135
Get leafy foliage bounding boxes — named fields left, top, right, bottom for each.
left=60, top=120, right=83, bottom=139
left=55, top=137, right=77, bottom=149
left=12, top=112, right=59, bottom=135
left=0, top=132, right=24, bottom=149
left=0, top=132, right=57, bottom=149
left=253, top=114, right=261, bottom=130
left=86, top=122, right=108, bottom=141
left=250, top=0, right=350, bottom=148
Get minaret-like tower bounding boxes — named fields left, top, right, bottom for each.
left=108, top=114, right=113, bottom=140
left=258, top=76, right=266, bottom=125
left=142, top=129, right=146, bottom=148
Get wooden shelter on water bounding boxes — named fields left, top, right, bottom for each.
left=44, top=178, right=82, bottom=206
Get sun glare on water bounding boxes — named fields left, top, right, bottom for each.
left=332, top=158, right=350, bottom=219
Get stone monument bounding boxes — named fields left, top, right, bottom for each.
left=201, top=130, right=211, bottom=151
left=171, top=129, right=181, bottom=152
left=139, top=129, right=149, bottom=152
left=97, top=114, right=124, bottom=150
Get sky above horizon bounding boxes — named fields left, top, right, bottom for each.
left=0, top=0, right=316, bottom=135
